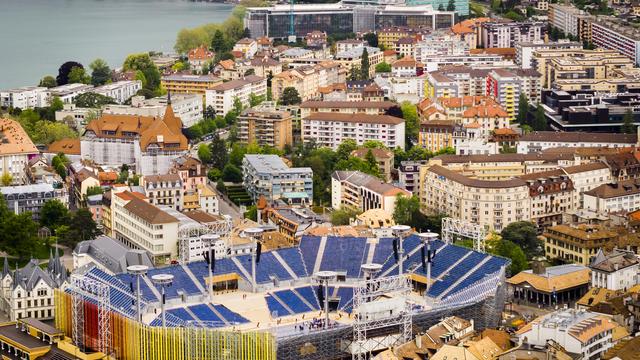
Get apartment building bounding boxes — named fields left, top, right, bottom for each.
left=233, top=38, right=259, bottom=59
left=0, top=257, right=67, bottom=321
left=171, top=155, right=207, bottom=194
left=247, top=56, right=283, bottom=78
left=486, top=69, right=520, bottom=121
left=204, top=75, right=267, bottom=116
left=272, top=62, right=343, bottom=102
left=111, top=190, right=179, bottom=264
left=517, top=131, right=638, bottom=154
left=242, top=154, right=313, bottom=204
left=301, top=112, right=405, bottom=150
left=418, top=120, right=456, bottom=152
left=81, top=104, right=188, bottom=175
left=187, top=46, right=214, bottom=71
left=0, top=86, right=48, bottom=109
left=0, top=119, right=39, bottom=185
left=331, top=170, right=410, bottom=213
left=103, top=94, right=203, bottom=128
left=480, top=21, right=546, bottom=48
left=398, top=160, right=427, bottom=195
left=591, top=18, right=640, bottom=65
left=450, top=18, right=490, bottom=49
left=519, top=170, right=574, bottom=229
left=378, top=26, right=430, bottom=49
left=336, top=39, right=368, bottom=53
left=549, top=4, right=594, bottom=40
left=93, top=80, right=142, bottom=104
left=160, top=74, right=223, bottom=104
left=543, top=224, right=619, bottom=265
left=533, top=48, right=635, bottom=89
left=299, top=100, right=395, bottom=119
left=420, top=165, right=530, bottom=231
left=515, top=40, right=583, bottom=69
left=141, top=173, right=184, bottom=211
left=0, top=184, right=68, bottom=221
left=561, top=162, right=613, bottom=210
left=590, top=249, right=640, bottom=291
left=47, top=83, right=94, bottom=104
left=335, top=46, right=383, bottom=78
left=516, top=308, right=618, bottom=360
left=584, top=179, right=640, bottom=213
left=237, top=108, right=293, bottom=150
left=391, top=57, right=424, bottom=77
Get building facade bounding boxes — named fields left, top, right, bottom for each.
left=242, top=154, right=313, bottom=204
left=331, top=170, right=410, bottom=213
left=205, top=75, right=267, bottom=116
left=237, top=108, right=293, bottom=150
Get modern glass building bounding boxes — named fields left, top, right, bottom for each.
left=245, top=3, right=455, bottom=39
left=406, top=0, right=469, bottom=15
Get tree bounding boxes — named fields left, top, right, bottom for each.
left=392, top=195, right=420, bottom=226
left=123, top=53, right=161, bottom=92
left=280, top=87, right=301, bottom=105
left=209, top=132, right=229, bottom=170
left=401, top=101, right=419, bottom=148
left=244, top=205, right=258, bottom=221
left=57, top=61, right=84, bottom=85
left=86, top=186, right=103, bottom=197
left=74, top=92, right=116, bottom=108
left=216, top=179, right=227, bottom=194
left=447, top=0, right=456, bottom=11
left=249, top=93, right=265, bottom=107
left=198, top=143, right=212, bottom=163
left=207, top=168, right=222, bottom=181
left=362, top=33, right=378, bottom=48
left=39, top=76, right=57, bottom=88
left=349, top=65, right=361, bottom=81
left=375, top=62, right=391, bottom=73
left=336, top=139, right=358, bottom=161
left=174, top=27, right=209, bottom=54
left=516, top=93, right=529, bottom=124
left=67, top=66, right=91, bottom=84
left=211, top=29, right=226, bottom=53
left=62, top=209, right=99, bottom=248
left=363, top=140, right=386, bottom=149
left=40, top=200, right=69, bottom=231
left=331, top=207, right=361, bottom=226
left=365, top=149, right=379, bottom=173
left=495, top=240, right=528, bottom=274
left=438, top=4, right=445, bottom=10
left=242, top=27, right=251, bottom=39
left=621, top=109, right=635, bottom=134
left=222, top=164, right=243, bottom=183
left=360, top=47, right=370, bottom=80
left=531, top=104, right=547, bottom=131
left=501, top=221, right=541, bottom=258
left=89, top=58, right=112, bottom=86
left=1, top=172, right=12, bottom=186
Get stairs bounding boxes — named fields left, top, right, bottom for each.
left=271, top=292, right=294, bottom=315
left=206, top=303, right=230, bottom=326
left=312, top=236, right=328, bottom=274
left=272, top=251, right=298, bottom=279
left=291, top=288, right=315, bottom=310
left=231, top=257, right=253, bottom=281
left=142, top=275, right=162, bottom=302
left=438, top=256, right=491, bottom=300
left=379, top=242, right=425, bottom=278
left=365, top=238, right=377, bottom=264
left=181, top=264, right=207, bottom=295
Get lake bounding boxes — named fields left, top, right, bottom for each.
left=0, top=0, right=234, bottom=89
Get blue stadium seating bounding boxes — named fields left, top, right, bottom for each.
left=446, top=257, right=508, bottom=297
left=275, top=247, right=308, bottom=278
left=253, top=252, right=293, bottom=283
left=293, top=286, right=320, bottom=309
left=265, top=295, right=291, bottom=317
left=115, top=273, right=158, bottom=302
left=427, top=252, right=487, bottom=297
left=188, top=304, right=224, bottom=323
left=298, top=236, right=322, bottom=273
left=273, top=290, right=313, bottom=314
left=146, top=266, right=202, bottom=298
left=167, top=307, right=195, bottom=322
left=371, top=238, right=395, bottom=267
left=337, top=287, right=354, bottom=313
left=87, top=268, right=129, bottom=292
left=319, top=236, right=367, bottom=277
left=213, top=304, right=249, bottom=324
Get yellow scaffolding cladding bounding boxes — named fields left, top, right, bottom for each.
left=55, top=290, right=277, bottom=360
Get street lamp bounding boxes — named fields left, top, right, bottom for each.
left=151, top=274, right=174, bottom=327
left=127, top=265, right=149, bottom=322
left=418, top=232, right=438, bottom=293
left=202, top=234, right=220, bottom=302
left=391, top=225, right=411, bottom=276
left=314, top=271, right=337, bottom=330
left=244, top=227, right=264, bottom=293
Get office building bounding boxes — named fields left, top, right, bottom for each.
left=549, top=4, right=594, bottom=40
left=301, top=112, right=405, bottom=150
left=242, top=154, right=313, bottom=204
left=237, top=108, right=293, bottom=150
left=515, top=40, right=582, bottom=69
left=517, top=131, right=638, bottom=154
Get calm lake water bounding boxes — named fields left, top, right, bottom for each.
left=0, top=0, right=234, bottom=88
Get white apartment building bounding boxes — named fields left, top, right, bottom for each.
left=481, top=21, right=546, bottom=49
left=331, top=170, right=410, bottom=214
left=272, top=62, right=343, bottom=101
left=47, top=83, right=94, bottom=104
left=0, top=256, right=66, bottom=321
left=517, top=131, right=638, bottom=154
left=561, top=162, right=613, bottom=210
left=516, top=308, right=618, bottom=360
left=590, top=249, right=640, bottom=291
left=515, top=40, right=583, bottom=69
left=242, top=154, right=313, bottom=204
left=55, top=104, right=95, bottom=130
left=549, top=4, right=592, bottom=38
left=391, top=57, right=423, bottom=77
left=93, top=80, right=142, bottom=104
left=111, top=190, right=179, bottom=264
left=591, top=18, right=640, bottom=66
left=103, top=94, right=203, bottom=128
left=584, top=179, right=640, bottom=213
left=302, top=113, right=405, bottom=150
left=421, top=165, right=531, bottom=231
left=0, top=183, right=68, bottom=221
left=171, top=210, right=232, bottom=263
left=299, top=100, right=395, bottom=119
left=0, top=119, right=39, bottom=185
left=0, top=86, right=48, bottom=109
left=204, top=75, right=267, bottom=116
left=335, top=46, right=383, bottom=78
left=336, top=39, right=367, bottom=53
left=141, top=173, right=184, bottom=211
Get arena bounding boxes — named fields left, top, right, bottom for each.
left=55, top=231, right=510, bottom=360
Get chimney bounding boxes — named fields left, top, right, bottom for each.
left=532, top=257, right=546, bottom=275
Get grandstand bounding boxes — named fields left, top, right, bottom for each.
left=62, top=234, right=509, bottom=360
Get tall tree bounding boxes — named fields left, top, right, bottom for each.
left=123, top=53, right=161, bottom=92
left=40, top=200, right=69, bottom=231
left=211, top=29, right=226, bottom=53
left=531, top=104, right=547, bottom=131
left=56, top=61, right=84, bottom=85
left=280, top=87, right=301, bottom=105
left=67, top=66, right=91, bottom=84
left=62, top=209, right=99, bottom=247
left=621, top=109, right=635, bottom=134
left=516, top=93, right=529, bottom=124
left=400, top=101, right=419, bottom=148
left=360, top=47, right=370, bottom=80
left=447, top=0, right=456, bottom=11
left=501, top=221, right=541, bottom=258
left=222, top=164, right=243, bottom=183
left=209, top=133, right=227, bottom=171
left=198, top=143, right=212, bottom=163
left=39, top=76, right=57, bottom=88
left=362, top=33, right=378, bottom=48
left=89, top=58, right=112, bottom=86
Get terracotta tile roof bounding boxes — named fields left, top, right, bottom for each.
left=434, top=152, right=574, bottom=164
left=493, top=127, right=517, bottom=135
left=332, top=170, right=410, bottom=197
left=450, top=17, right=491, bottom=34
left=123, top=197, right=178, bottom=224
left=464, top=121, right=481, bottom=129
left=304, top=112, right=404, bottom=125
left=0, top=119, right=38, bottom=155
left=577, top=287, right=623, bottom=307
left=184, top=210, right=224, bottom=224
left=439, top=96, right=497, bottom=109
left=74, top=168, right=98, bottom=183
left=46, top=138, right=80, bottom=155
left=256, top=36, right=272, bottom=45
left=480, top=329, right=512, bottom=351
left=211, top=75, right=265, bottom=91
left=420, top=120, right=455, bottom=129
left=568, top=315, right=617, bottom=344
left=143, top=173, right=181, bottom=184
left=114, top=190, right=147, bottom=201
left=231, top=50, right=244, bottom=58
left=602, top=336, right=640, bottom=360
left=188, top=46, right=214, bottom=61
left=392, top=56, right=423, bottom=68
left=98, top=171, right=118, bottom=182
left=218, top=59, right=236, bottom=70
left=236, top=38, right=255, bottom=45
left=462, top=104, right=509, bottom=118
left=383, top=49, right=397, bottom=56
left=470, top=47, right=516, bottom=56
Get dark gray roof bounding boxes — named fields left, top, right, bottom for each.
left=74, top=235, right=153, bottom=274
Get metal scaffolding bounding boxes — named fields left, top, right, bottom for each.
left=352, top=275, right=412, bottom=360
left=441, top=217, right=487, bottom=252
left=178, top=218, right=233, bottom=264
left=70, top=274, right=112, bottom=355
